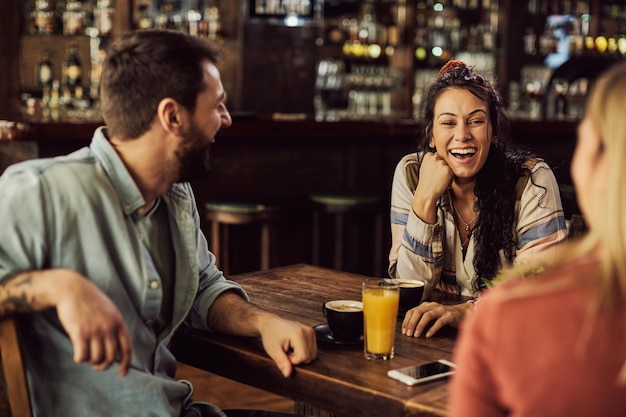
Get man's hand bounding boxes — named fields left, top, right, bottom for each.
left=257, top=314, right=317, bottom=378
left=401, top=301, right=472, bottom=338
left=208, top=291, right=317, bottom=378
left=54, top=271, right=132, bottom=376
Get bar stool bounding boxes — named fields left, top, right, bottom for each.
left=205, top=200, right=285, bottom=276
left=310, top=193, right=385, bottom=276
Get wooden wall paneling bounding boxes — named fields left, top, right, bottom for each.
left=241, top=22, right=317, bottom=118
left=0, top=0, right=22, bottom=119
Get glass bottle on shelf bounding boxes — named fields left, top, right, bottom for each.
left=154, top=5, right=171, bottom=29
left=30, top=0, right=56, bottom=35
left=524, top=27, right=538, bottom=55
left=37, top=52, right=54, bottom=89
left=186, top=2, right=202, bottom=36
left=204, top=6, right=222, bottom=42
left=414, top=12, right=428, bottom=63
left=72, top=85, right=91, bottom=109
left=63, top=43, right=82, bottom=94
left=539, top=22, right=558, bottom=56
left=90, top=49, right=106, bottom=101
left=63, top=0, right=86, bottom=36
left=49, top=80, right=61, bottom=109
left=94, top=0, right=114, bottom=37
left=136, top=2, right=154, bottom=30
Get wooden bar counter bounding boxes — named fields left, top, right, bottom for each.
left=0, top=115, right=577, bottom=192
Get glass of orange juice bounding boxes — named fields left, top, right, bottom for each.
left=362, top=279, right=399, bottom=360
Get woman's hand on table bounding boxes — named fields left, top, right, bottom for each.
left=401, top=301, right=473, bottom=338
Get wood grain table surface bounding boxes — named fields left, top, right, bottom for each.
left=171, top=264, right=467, bottom=417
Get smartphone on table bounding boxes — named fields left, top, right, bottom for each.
left=387, top=359, right=456, bottom=386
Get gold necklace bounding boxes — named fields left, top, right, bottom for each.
left=451, top=199, right=476, bottom=232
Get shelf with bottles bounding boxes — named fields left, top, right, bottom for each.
left=318, top=0, right=407, bottom=61
left=25, top=0, right=115, bottom=38
left=132, top=0, right=231, bottom=41
left=19, top=35, right=103, bottom=120
left=20, top=0, right=119, bottom=120
left=247, top=0, right=318, bottom=26
left=20, top=35, right=93, bottom=95
left=314, top=0, right=412, bottom=120
left=507, top=0, right=625, bottom=122
left=411, top=0, right=501, bottom=70
left=408, top=1, right=502, bottom=118
left=314, top=57, right=406, bottom=121
left=522, top=0, right=625, bottom=65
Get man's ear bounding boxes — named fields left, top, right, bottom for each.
left=157, top=98, right=183, bottom=134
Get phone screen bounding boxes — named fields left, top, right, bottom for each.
left=403, top=361, right=452, bottom=378
left=387, top=360, right=455, bottom=386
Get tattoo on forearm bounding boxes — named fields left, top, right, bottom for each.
left=0, top=272, right=36, bottom=314
left=0, top=295, right=35, bottom=314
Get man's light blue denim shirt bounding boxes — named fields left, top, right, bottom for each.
left=0, top=127, right=247, bottom=417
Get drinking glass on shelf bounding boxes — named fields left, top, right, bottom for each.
left=552, top=78, right=569, bottom=119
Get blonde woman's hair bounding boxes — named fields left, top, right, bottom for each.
left=507, top=61, right=626, bottom=308
left=585, top=61, right=626, bottom=310
left=493, top=61, right=626, bottom=382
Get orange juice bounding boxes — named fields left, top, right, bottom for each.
left=362, top=283, right=399, bottom=359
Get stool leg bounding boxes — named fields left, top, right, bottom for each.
left=373, top=211, right=384, bottom=277
left=260, top=223, right=271, bottom=271
left=222, top=225, right=230, bottom=276
left=333, top=212, right=344, bottom=271
left=312, top=210, right=321, bottom=266
left=211, top=220, right=223, bottom=274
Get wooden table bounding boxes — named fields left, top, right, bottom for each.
left=171, top=264, right=467, bottom=417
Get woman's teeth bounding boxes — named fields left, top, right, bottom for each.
left=450, top=148, right=476, bottom=158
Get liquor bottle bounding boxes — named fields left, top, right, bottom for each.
left=72, top=86, right=91, bottom=110
left=325, top=18, right=345, bottom=45
left=154, top=5, right=171, bottom=29
left=49, top=80, right=61, bottom=109
left=90, top=49, right=106, bottom=101
left=414, top=13, right=428, bottom=63
left=94, top=0, right=114, bottom=37
left=63, top=0, right=86, bottom=36
left=136, top=2, right=154, bottom=30
left=205, top=7, right=222, bottom=42
left=187, top=7, right=202, bottom=36
left=30, top=0, right=55, bottom=35
left=37, top=52, right=54, bottom=88
left=64, top=43, right=82, bottom=92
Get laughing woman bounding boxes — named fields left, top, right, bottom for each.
left=388, top=61, right=567, bottom=338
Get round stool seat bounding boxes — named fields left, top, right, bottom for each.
left=310, top=193, right=385, bottom=276
left=310, top=194, right=381, bottom=210
left=205, top=201, right=282, bottom=223
left=205, top=200, right=285, bottom=275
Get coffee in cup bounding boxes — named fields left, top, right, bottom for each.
left=394, top=279, right=425, bottom=315
left=322, top=300, right=364, bottom=342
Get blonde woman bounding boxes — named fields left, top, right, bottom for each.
left=449, top=61, right=626, bottom=416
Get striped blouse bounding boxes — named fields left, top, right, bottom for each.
left=388, top=152, right=568, bottom=299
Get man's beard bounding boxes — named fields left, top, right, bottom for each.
left=174, top=122, right=213, bottom=182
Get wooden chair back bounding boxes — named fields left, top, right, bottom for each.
left=0, top=317, right=32, bottom=417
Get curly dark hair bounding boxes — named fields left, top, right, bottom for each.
left=417, top=61, right=537, bottom=289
